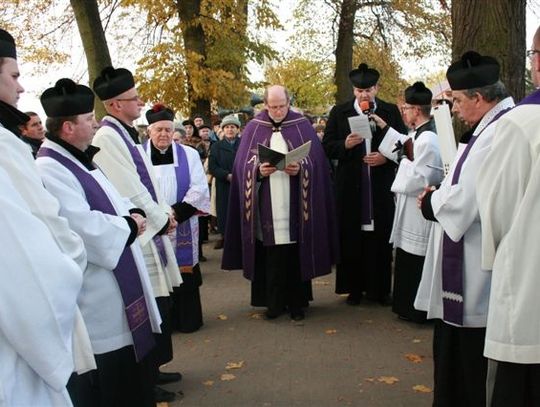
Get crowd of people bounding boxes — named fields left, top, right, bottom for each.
left=1, top=22, right=540, bottom=406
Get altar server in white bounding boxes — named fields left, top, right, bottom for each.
left=91, top=66, right=181, bottom=403
left=477, top=26, right=540, bottom=407
left=145, top=104, right=210, bottom=334
left=416, top=51, right=514, bottom=406
left=373, top=82, right=443, bottom=323
left=36, top=78, right=162, bottom=407
left=0, top=28, right=94, bottom=405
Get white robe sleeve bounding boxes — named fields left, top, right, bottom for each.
left=37, top=158, right=131, bottom=271
left=0, top=166, right=82, bottom=391
left=431, top=131, right=494, bottom=242
left=392, top=131, right=443, bottom=195
left=0, top=128, right=87, bottom=270
left=92, top=127, right=170, bottom=246
left=183, top=147, right=211, bottom=213
left=477, top=118, right=531, bottom=269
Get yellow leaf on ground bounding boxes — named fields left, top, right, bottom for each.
left=250, top=312, right=263, bottom=319
left=412, top=339, right=422, bottom=343
left=413, top=384, right=432, bottom=393
left=221, top=373, right=236, bottom=381
left=217, top=314, right=228, bottom=320
left=378, top=376, right=399, bottom=384
left=404, top=353, right=423, bottom=363
left=225, top=361, right=244, bottom=370
left=203, top=380, right=214, bottom=386
left=364, top=377, right=376, bottom=383
left=325, top=329, right=337, bottom=335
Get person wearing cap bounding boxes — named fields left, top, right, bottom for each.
left=208, top=114, right=241, bottom=250
left=416, top=51, right=514, bottom=406
left=0, top=28, right=91, bottom=407
left=91, top=66, right=182, bottom=403
left=222, top=85, right=338, bottom=321
left=323, top=63, right=407, bottom=306
left=476, top=26, right=540, bottom=406
left=19, top=111, right=45, bottom=157
left=371, top=82, right=443, bottom=323
left=144, top=103, right=210, bottom=333
left=36, top=78, right=161, bottom=407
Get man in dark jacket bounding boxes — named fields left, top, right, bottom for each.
left=323, top=63, right=407, bottom=306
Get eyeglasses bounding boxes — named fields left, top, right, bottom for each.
left=401, top=105, right=415, bottom=112
left=526, top=49, right=540, bottom=59
left=116, top=95, right=142, bottom=102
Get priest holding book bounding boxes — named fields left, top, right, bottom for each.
left=222, top=85, right=338, bottom=321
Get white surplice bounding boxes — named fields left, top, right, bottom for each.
left=414, top=97, right=515, bottom=327
left=0, top=166, right=81, bottom=407
left=477, top=102, right=540, bottom=363
left=386, top=123, right=443, bottom=256
left=36, top=140, right=162, bottom=355
left=92, top=116, right=180, bottom=297
left=145, top=142, right=210, bottom=266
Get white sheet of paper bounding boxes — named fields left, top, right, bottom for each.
left=285, top=140, right=312, bottom=166
left=348, top=115, right=373, bottom=140
left=433, top=103, right=457, bottom=176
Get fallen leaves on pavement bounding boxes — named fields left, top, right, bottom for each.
left=217, top=314, right=228, bottom=320
left=412, top=338, right=422, bottom=343
left=225, top=361, right=244, bottom=370
left=203, top=380, right=214, bottom=386
left=220, top=373, right=236, bottom=381
left=377, top=376, right=399, bottom=384
left=325, top=329, right=337, bottom=335
left=413, top=384, right=432, bottom=393
left=250, top=312, right=263, bottom=319
left=404, top=353, right=423, bottom=363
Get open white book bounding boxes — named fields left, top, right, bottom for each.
left=257, top=140, right=312, bottom=170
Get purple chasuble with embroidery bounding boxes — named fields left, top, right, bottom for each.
left=441, top=106, right=512, bottom=325
left=37, top=147, right=155, bottom=362
left=222, top=109, right=339, bottom=281
left=101, top=119, right=168, bottom=267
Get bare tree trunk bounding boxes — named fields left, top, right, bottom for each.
left=334, top=0, right=357, bottom=105
left=451, top=0, right=526, bottom=101
left=176, top=0, right=211, bottom=119
left=70, top=0, right=112, bottom=119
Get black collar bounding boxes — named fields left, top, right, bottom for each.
left=150, top=142, right=173, bottom=165
left=110, top=115, right=140, bottom=144
left=46, top=134, right=100, bottom=171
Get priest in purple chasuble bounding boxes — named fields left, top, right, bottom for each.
left=144, top=104, right=210, bottom=333
left=36, top=78, right=161, bottom=407
left=222, top=85, right=339, bottom=321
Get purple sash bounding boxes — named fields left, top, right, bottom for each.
left=100, top=119, right=168, bottom=267
left=441, top=107, right=512, bottom=325
left=38, top=147, right=155, bottom=362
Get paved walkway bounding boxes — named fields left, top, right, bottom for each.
left=161, top=238, right=435, bottom=406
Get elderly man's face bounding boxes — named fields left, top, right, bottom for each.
left=265, top=93, right=290, bottom=122
left=22, top=114, right=45, bottom=140
left=0, top=58, right=24, bottom=107
left=353, top=85, right=378, bottom=104
left=149, top=120, right=174, bottom=150
left=451, top=90, right=483, bottom=127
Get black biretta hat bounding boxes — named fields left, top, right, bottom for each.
left=349, top=63, right=380, bottom=88
left=404, top=82, right=433, bottom=105
left=93, top=66, right=135, bottom=101
left=446, top=51, right=500, bottom=90
left=0, top=29, right=16, bottom=59
left=146, top=103, right=174, bottom=124
left=41, top=78, right=94, bottom=117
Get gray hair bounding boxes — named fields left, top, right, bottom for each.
left=463, top=80, right=509, bottom=103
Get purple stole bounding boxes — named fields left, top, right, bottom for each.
left=101, top=119, right=168, bottom=267
left=441, top=106, right=512, bottom=325
left=37, top=147, right=155, bottom=362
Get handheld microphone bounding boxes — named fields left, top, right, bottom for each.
left=360, top=100, right=372, bottom=115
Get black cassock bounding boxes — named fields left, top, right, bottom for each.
left=323, top=97, right=407, bottom=301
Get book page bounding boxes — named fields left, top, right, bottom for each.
left=285, top=140, right=312, bottom=166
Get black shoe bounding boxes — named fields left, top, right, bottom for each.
left=154, top=386, right=176, bottom=403
left=379, top=295, right=393, bottom=306
left=290, top=309, right=305, bottom=321
left=157, top=371, right=183, bottom=384
left=264, top=309, right=282, bottom=320
left=346, top=293, right=362, bottom=306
